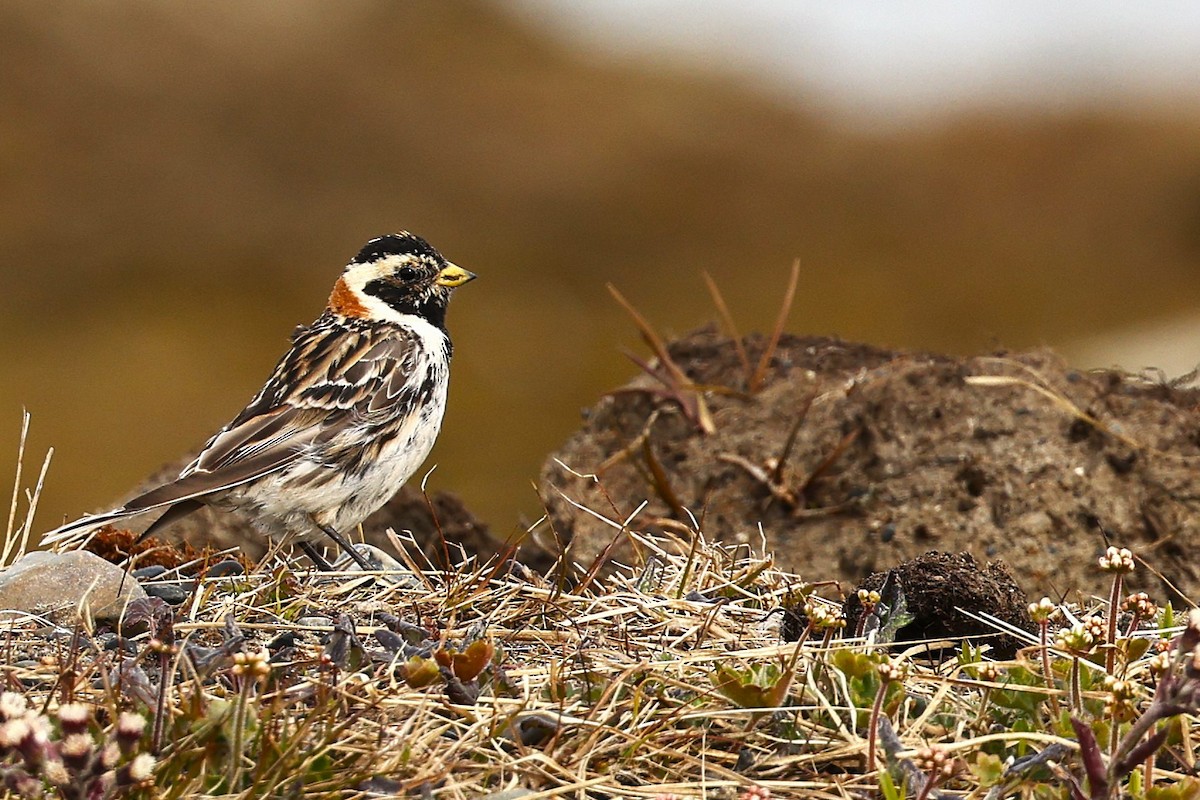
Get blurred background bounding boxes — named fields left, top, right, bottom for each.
left=3, top=0, right=1200, bottom=540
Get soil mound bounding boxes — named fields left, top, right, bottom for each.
left=539, top=326, right=1200, bottom=602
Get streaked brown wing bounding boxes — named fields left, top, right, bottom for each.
left=123, top=320, right=418, bottom=514
left=121, top=405, right=326, bottom=513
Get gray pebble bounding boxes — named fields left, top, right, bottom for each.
left=205, top=560, right=245, bottom=578
left=144, top=582, right=195, bottom=605
left=297, top=616, right=332, bottom=629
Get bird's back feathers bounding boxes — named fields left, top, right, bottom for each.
left=40, top=314, right=434, bottom=549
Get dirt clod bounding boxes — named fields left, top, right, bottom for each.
left=843, top=550, right=1032, bottom=659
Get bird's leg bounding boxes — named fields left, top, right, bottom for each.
left=298, top=540, right=336, bottom=571
left=310, top=516, right=375, bottom=571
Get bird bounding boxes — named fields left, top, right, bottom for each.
left=40, top=232, right=476, bottom=571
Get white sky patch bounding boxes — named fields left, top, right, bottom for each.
left=513, top=1, right=1200, bottom=122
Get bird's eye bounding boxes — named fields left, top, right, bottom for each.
left=398, top=266, right=418, bottom=282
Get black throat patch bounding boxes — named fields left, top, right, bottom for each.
left=362, top=279, right=448, bottom=330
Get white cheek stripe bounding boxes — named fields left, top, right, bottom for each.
left=340, top=257, right=443, bottom=327
left=343, top=259, right=395, bottom=285
left=354, top=291, right=406, bottom=324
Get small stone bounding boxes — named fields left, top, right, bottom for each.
left=478, top=790, right=536, bottom=800
left=334, top=545, right=415, bottom=585
left=205, top=560, right=244, bottom=578
left=297, top=616, right=332, bottom=629
left=12, top=659, right=47, bottom=687
left=47, top=627, right=86, bottom=643
left=132, top=565, right=168, bottom=581
left=97, top=633, right=138, bottom=654
left=357, top=777, right=403, bottom=796
left=0, top=551, right=147, bottom=623
left=1016, top=511, right=1055, bottom=537
left=143, top=582, right=194, bottom=605
left=335, top=544, right=403, bottom=572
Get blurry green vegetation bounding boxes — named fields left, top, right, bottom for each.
left=2, top=0, right=1200, bottom=536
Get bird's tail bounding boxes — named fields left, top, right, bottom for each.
left=39, top=508, right=142, bottom=550
left=40, top=465, right=221, bottom=552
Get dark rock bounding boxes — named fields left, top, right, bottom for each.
left=375, top=629, right=407, bottom=652
left=267, top=631, right=300, bottom=651
left=204, top=559, right=244, bottom=578
left=98, top=633, right=138, bottom=654
left=13, top=659, right=45, bottom=687
left=143, top=582, right=194, bottom=605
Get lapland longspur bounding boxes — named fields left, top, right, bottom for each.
left=41, top=232, right=476, bottom=570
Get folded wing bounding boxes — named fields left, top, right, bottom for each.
left=40, top=319, right=419, bottom=548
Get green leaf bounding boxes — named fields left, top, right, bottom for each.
left=1148, top=776, right=1200, bottom=800
left=402, top=655, right=442, bottom=689
left=972, top=752, right=1005, bottom=787
left=1127, top=764, right=1144, bottom=800
left=830, top=649, right=878, bottom=680
left=991, top=686, right=1044, bottom=716
left=1119, top=637, right=1152, bottom=664
left=869, top=577, right=914, bottom=644
left=879, top=766, right=905, bottom=800
left=958, top=641, right=981, bottom=668
left=711, top=663, right=793, bottom=709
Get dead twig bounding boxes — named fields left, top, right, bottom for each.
left=609, top=284, right=716, bottom=433
left=702, top=271, right=752, bottom=385
left=748, top=258, right=801, bottom=393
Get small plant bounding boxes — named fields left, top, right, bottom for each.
left=911, top=746, right=956, bottom=800
left=855, top=589, right=882, bottom=639
left=607, top=284, right=715, bottom=433
left=1029, top=595, right=1062, bottom=717
left=226, top=648, right=271, bottom=789
left=1098, top=546, right=1135, bottom=675
left=868, top=657, right=908, bottom=773
left=704, top=260, right=801, bottom=393
left=1067, top=608, right=1200, bottom=800
left=0, top=693, right=153, bottom=798
left=1056, top=617, right=1102, bottom=712
left=738, top=784, right=771, bottom=800
left=2, top=413, right=53, bottom=569
left=606, top=260, right=802, bottom=436
left=711, top=661, right=794, bottom=713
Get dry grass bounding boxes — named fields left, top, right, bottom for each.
left=0, top=512, right=1192, bottom=799
left=0, top=431, right=1196, bottom=797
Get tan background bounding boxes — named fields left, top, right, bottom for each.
left=3, top=1, right=1200, bottom=541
